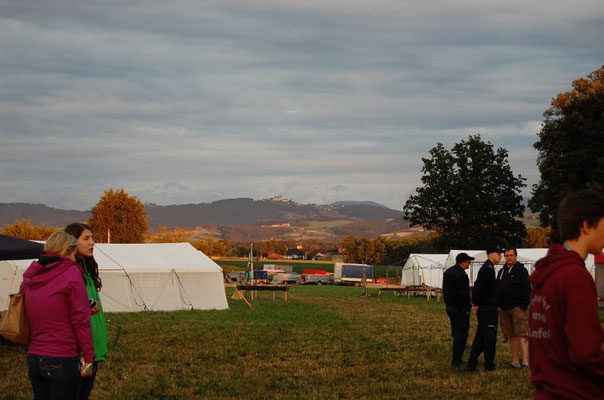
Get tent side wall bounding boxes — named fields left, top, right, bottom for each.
left=0, top=260, right=30, bottom=311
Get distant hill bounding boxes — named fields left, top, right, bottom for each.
left=330, top=201, right=390, bottom=209
left=0, top=203, right=90, bottom=228
left=0, top=199, right=404, bottom=231
left=146, top=198, right=403, bottom=227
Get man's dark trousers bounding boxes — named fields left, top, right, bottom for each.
left=467, top=305, right=498, bottom=370
left=446, top=305, right=470, bottom=366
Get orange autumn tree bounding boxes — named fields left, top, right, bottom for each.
left=88, top=188, right=148, bottom=243
left=2, top=220, right=57, bottom=240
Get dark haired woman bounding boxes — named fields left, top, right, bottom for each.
left=23, top=231, right=95, bottom=400
left=65, top=223, right=108, bottom=400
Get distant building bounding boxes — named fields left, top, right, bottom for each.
left=285, top=248, right=304, bottom=260
left=323, top=252, right=344, bottom=262
left=269, top=195, right=291, bottom=203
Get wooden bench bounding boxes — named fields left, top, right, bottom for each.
left=235, top=284, right=290, bottom=301
left=378, top=285, right=441, bottom=302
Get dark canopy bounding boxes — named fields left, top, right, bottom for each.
left=0, top=234, right=44, bottom=261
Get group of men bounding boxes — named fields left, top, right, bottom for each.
left=442, top=190, right=604, bottom=399
left=443, top=246, right=529, bottom=371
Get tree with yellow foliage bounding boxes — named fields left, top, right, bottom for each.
left=523, top=227, right=552, bottom=248
left=530, top=66, right=604, bottom=239
left=88, top=188, right=148, bottom=243
left=2, top=220, right=57, bottom=240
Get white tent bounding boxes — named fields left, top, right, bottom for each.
left=0, top=258, right=31, bottom=310
left=1, top=243, right=229, bottom=312
left=401, top=254, right=448, bottom=288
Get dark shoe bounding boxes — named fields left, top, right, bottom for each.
left=485, top=365, right=496, bottom=371
left=521, top=364, right=530, bottom=369
left=509, top=362, right=521, bottom=369
left=466, top=364, right=477, bottom=372
left=451, top=362, right=464, bottom=369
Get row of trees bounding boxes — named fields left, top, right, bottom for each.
left=341, top=227, right=553, bottom=265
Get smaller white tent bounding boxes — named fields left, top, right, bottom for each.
left=401, top=254, right=448, bottom=288
left=1, top=243, right=229, bottom=312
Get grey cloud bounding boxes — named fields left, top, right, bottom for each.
left=1, top=0, right=602, bottom=210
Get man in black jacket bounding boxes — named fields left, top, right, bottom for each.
left=467, top=246, right=504, bottom=371
left=443, top=252, right=474, bottom=368
left=497, top=247, right=530, bottom=369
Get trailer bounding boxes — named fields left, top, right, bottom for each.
left=272, top=272, right=301, bottom=284
left=333, top=263, right=373, bottom=286
left=302, top=273, right=334, bottom=285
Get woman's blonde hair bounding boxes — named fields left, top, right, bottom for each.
left=44, top=231, right=78, bottom=257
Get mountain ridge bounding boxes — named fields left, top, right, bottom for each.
left=0, top=199, right=404, bottom=230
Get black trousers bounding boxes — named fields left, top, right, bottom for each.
left=446, top=305, right=470, bottom=365
left=468, top=305, right=499, bottom=370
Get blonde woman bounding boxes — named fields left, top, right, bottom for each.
left=22, top=231, right=94, bottom=400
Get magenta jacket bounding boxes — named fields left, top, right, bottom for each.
left=22, top=254, right=95, bottom=363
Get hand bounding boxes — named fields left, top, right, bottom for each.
left=91, top=304, right=100, bottom=315
left=81, top=362, right=94, bottom=377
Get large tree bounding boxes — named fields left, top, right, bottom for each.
left=89, top=188, right=148, bottom=243
left=403, top=135, right=526, bottom=250
left=529, top=66, right=604, bottom=237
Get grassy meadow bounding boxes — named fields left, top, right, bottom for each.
left=0, top=286, right=536, bottom=400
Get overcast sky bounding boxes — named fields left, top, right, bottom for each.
left=1, top=1, right=603, bottom=211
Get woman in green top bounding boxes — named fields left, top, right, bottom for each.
left=65, top=223, right=108, bottom=400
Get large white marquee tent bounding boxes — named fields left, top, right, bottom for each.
left=1, top=242, right=228, bottom=312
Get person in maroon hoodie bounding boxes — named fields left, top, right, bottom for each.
left=22, top=231, right=95, bottom=400
left=529, top=190, right=604, bottom=400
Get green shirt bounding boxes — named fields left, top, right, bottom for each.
left=85, top=272, right=108, bottom=362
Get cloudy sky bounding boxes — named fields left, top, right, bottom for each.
left=1, top=1, right=603, bottom=211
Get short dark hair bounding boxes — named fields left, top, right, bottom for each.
left=557, top=190, right=604, bottom=242
left=504, top=247, right=517, bottom=255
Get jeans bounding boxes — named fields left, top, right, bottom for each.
left=27, top=354, right=81, bottom=400
left=446, top=305, right=470, bottom=365
left=468, top=305, right=499, bottom=370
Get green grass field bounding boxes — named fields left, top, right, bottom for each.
left=0, top=286, right=536, bottom=400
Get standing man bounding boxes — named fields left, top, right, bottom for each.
left=443, top=253, right=474, bottom=368
left=530, top=190, right=604, bottom=399
left=496, top=247, right=530, bottom=369
left=466, top=246, right=504, bottom=371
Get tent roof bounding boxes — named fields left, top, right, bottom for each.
left=403, top=254, right=448, bottom=269
left=0, top=234, right=44, bottom=261
left=93, top=242, right=223, bottom=273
